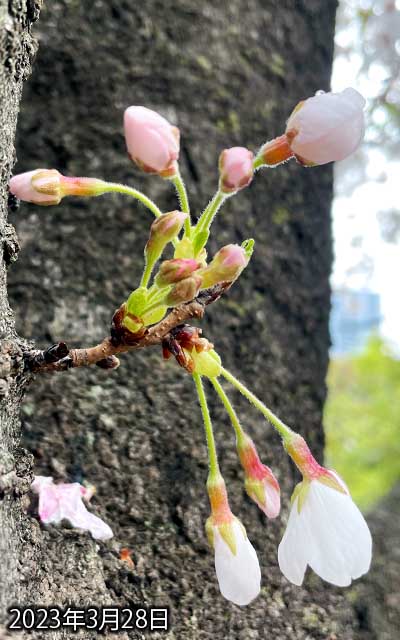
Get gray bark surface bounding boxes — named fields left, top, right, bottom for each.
left=0, top=1, right=375, bottom=638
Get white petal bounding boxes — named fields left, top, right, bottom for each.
left=278, top=498, right=310, bottom=586
left=214, top=521, right=261, bottom=606
left=305, top=481, right=372, bottom=586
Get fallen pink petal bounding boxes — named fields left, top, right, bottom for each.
left=31, top=476, right=113, bottom=541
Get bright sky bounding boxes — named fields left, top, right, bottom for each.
left=331, top=7, right=400, bottom=349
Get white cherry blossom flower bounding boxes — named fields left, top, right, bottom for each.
left=212, top=519, right=261, bottom=606
left=278, top=433, right=372, bottom=587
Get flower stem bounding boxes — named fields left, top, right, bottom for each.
left=171, top=172, right=191, bottom=237
left=193, top=374, right=220, bottom=479
left=220, top=367, right=295, bottom=442
left=195, top=190, right=226, bottom=236
left=102, top=182, right=162, bottom=218
left=210, top=377, right=246, bottom=446
left=140, top=261, right=154, bottom=288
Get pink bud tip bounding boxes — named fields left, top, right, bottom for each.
left=238, top=436, right=281, bottom=518
left=124, top=106, right=180, bottom=177
left=219, top=147, right=254, bottom=193
left=155, top=258, right=200, bottom=285
left=199, top=244, right=249, bottom=289
left=9, top=169, right=62, bottom=206
left=285, top=88, right=366, bottom=165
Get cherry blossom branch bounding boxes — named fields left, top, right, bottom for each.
left=23, top=284, right=229, bottom=375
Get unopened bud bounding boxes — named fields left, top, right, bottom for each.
left=164, top=274, right=202, bottom=306
left=199, top=244, right=249, bottom=288
left=124, top=106, right=180, bottom=177
left=237, top=434, right=280, bottom=518
left=155, top=258, right=200, bottom=286
left=10, top=169, right=62, bottom=205
left=285, top=88, right=365, bottom=165
left=145, top=210, right=188, bottom=265
left=258, top=88, right=365, bottom=168
left=219, top=147, right=254, bottom=194
left=10, top=169, right=109, bottom=206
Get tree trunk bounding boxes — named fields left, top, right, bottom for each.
left=1, top=0, right=365, bottom=637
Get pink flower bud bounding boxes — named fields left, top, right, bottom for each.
left=219, top=147, right=254, bottom=194
left=199, top=244, right=249, bottom=288
left=155, top=258, right=200, bottom=286
left=285, top=88, right=365, bottom=165
left=237, top=434, right=280, bottom=518
left=165, top=274, right=202, bottom=306
left=10, top=169, right=62, bottom=205
left=145, top=210, right=188, bottom=264
left=10, top=169, right=109, bottom=205
left=124, top=106, right=180, bottom=177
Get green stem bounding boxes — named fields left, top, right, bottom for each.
left=193, top=374, right=220, bottom=479
left=140, top=261, right=154, bottom=288
left=220, top=367, right=294, bottom=442
left=102, top=183, right=162, bottom=218
left=253, top=156, right=266, bottom=171
left=171, top=173, right=191, bottom=237
left=211, top=377, right=246, bottom=446
left=195, top=190, right=226, bottom=236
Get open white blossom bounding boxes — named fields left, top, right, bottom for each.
left=213, top=519, right=261, bottom=606
left=278, top=477, right=372, bottom=587
left=285, top=87, right=366, bottom=165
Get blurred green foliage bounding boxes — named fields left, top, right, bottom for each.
left=324, top=335, right=400, bottom=512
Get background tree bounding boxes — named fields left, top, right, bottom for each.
left=0, top=1, right=373, bottom=637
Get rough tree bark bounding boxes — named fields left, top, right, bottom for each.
left=0, top=1, right=370, bottom=638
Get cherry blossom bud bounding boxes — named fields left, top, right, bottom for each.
left=199, top=244, right=249, bottom=288
left=164, top=274, right=202, bottom=306
left=124, top=106, right=180, bottom=177
left=145, top=210, right=188, bottom=266
left=10, top=169, right=109, bottom=206
left=278, top=434, right=372, bottom=587
left=206, top=475, right=261, bottom=606
left=285, top=88, right=366, bottom=166
left=219, top=147, right=254, bottom=194
left=31, top=476, right=113, bottom=541
left=258, top=88, right=365, bottom=167
left=10, top=169, right=62, bottom=205
left=187, top=348, right=221, bottom=378
left=237, top=433, right=280, bottom=518
left=155, top=258, right=200, bottom=286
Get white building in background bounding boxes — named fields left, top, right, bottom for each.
left=330, top=288, right=381, bottom=356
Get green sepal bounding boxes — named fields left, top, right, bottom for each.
left=219, top=522, right=237, bottom=555
left=245, top=477, right=265, bottom=508
left=126, top=287, right=148, bottom=316
left=318, top=472, right=347, bottom=495
left=291, top=480, right=310, bottom=514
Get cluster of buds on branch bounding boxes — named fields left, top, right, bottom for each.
left=11, top=87, right=371, bottom=606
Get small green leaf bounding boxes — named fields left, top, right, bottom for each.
left=242, top=238, right=255, bottom=259
left=126, top=287, right=148, bottom=315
